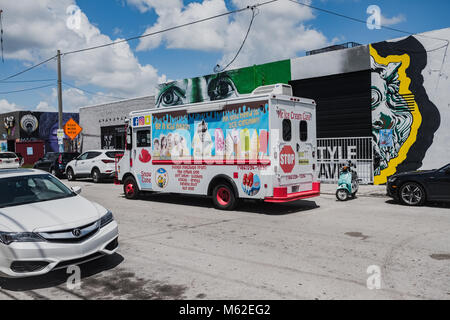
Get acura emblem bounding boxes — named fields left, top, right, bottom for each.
left=72, top=228, right=82, bottom=237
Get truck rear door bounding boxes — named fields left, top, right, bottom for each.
left=275, top=100, right=315, bottom=193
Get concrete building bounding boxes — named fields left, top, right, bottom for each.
left=80, top=96, right=155, bottom=151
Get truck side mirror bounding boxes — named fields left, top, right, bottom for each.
left=126, top=126, right=132, bottom=150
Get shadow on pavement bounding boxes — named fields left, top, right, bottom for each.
left=385, top=199, right=450, bottom=209
left=134, top=192, right=319, bottom=215
left=0, top=253, right=124, bottom=292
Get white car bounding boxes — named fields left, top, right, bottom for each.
left=66, top=150, right=123, bottom=183
left=0, top=169, right=119, bottom=278
left=0, top=152, right=20, bottom=169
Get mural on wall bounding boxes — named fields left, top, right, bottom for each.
left=3, top=115, right=16, bottom=137
left=371, top=37, right=440, bottom=184
left=155, top=60, right=291, bottom=108
left=17, top=112, right=80, bottom=153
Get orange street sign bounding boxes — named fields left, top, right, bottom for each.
left=64, top=118, right=83, bottom=140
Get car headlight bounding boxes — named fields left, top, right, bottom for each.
left=99, top=211, right=114, bottom=228
left=0, top=232, right=45, bottom=245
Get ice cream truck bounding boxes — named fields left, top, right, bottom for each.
left=117, top=83, right=320, bottom=210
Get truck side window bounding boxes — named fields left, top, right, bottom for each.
left=282, top=119, right=291, bottom=141
left=300, top=120, right=308, bottom=141
left=136, top=130, right=151, bottom=148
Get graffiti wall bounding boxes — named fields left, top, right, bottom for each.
left=370, top=28, right=449, bottom=184
left=0, top=111, right=79, bottom=153
left=155, top=60, right=291, bottom=108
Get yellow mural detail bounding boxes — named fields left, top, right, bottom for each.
left=370, top=45, right=422, bottom=185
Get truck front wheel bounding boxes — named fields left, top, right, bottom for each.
left=212, top=184, right=237, bottom=211
left=123, top=176, right=139, bottom=200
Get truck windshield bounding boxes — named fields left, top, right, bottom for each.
left=0, top=174, right=75, bottom=208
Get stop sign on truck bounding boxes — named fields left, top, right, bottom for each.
left=280, top=145, right=295, bottom=173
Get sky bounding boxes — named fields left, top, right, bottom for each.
left=0, top=0, right=449, bottom=113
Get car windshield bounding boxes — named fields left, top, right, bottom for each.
left=0, top=174, right=75, bottom=208
left=0, top=153, right=17, bottom=159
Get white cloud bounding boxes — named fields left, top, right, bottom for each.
left=381, top=13, right=406, bottom=27
left=0, top=99, right=24, bottom=113
left=132, top=0, right=328, bottom=69
left=2, top=0, right=166, bottom=101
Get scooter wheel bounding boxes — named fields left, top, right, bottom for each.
left=336, top=189, right=350, bottom=201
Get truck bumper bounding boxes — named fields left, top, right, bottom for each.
left=264, top=182, right=321, bottom=203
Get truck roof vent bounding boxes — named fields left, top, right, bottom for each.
left=251, top=83, right=292, bottom=96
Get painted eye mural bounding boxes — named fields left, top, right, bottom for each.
left=206, top=74, right=237, bottom=101
left=370, top=36, right=440, bottom=184
left=156, top=82, right=187, bottom=107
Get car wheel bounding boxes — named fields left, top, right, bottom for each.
left=399, top=182, right=426, bottom=206
left=336, top=189, right=349, bottom=201
left=92, top=168, right=102, bottom=183
left=66, top=168, right=75, bottom=181
left=123, top=176, right=139, bottom=200
left=212, top=184, right=237, bottom=210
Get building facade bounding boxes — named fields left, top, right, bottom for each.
left=79, top=27, right=450, bottom=184
left=79, top=96, right=155, bottom=151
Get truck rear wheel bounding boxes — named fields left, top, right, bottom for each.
left=212, top=184, right=237, bottom=211
left=124, top=176, right=139, bottom=200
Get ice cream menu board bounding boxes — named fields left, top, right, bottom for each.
left=152, top=101, right=269, bottom=161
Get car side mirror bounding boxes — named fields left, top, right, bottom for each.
left=445, top=168, right=450, bottom=175
left=71, top=186, right=82, bottom=195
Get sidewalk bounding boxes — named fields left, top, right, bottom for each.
left=320, top=182, right=387, bottom=198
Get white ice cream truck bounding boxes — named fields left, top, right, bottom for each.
left=117, top=84, right=320, bottom=210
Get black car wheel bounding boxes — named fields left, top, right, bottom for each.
left=92, top=168, right=102, bottom=183
left=66, top=168, right=76, bottom=181
left=399, top=182, right=426, bottom=206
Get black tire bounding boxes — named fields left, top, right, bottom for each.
left=123, top=176, right=140, bottom=200
left=212, top=183, right=237, bottom=210
left=336, top=189, right=350, bottom=201
left=66, top=167, right=76, bottom=181
left=92, top=168, right=102, bottom=183
left=399, top=182, right=426, bottom=206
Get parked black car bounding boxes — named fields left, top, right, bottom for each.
left=33, top=152, right=80, bottom=177
left=387, top=163, right=450, bottom=206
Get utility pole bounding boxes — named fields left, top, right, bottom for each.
left=57, top=49, right=64, bottom=152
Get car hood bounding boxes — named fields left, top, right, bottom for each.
left=0, top=196, right=107, bottom=233
left=393, top=169, right=435, bottom=178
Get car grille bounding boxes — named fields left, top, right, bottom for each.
left=38, top=221, right=99, bottom=243
left=53, top=252, right=105, bottom=270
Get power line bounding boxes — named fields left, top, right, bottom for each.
left=0, top=83, right=54, bottom=94
left=62, top=0, right=279, bottom=56
left=215, top=6, right=258, bottom=73
left=0, top=78, right=56, bottom=84
left=288, top=0, right=449, bottom=45
left=0, top=54, right=56, bottom=82
left=62, top=81, right=126, bottom=100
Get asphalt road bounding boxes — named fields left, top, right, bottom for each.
left=1, top=179, right=449, bottom=300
